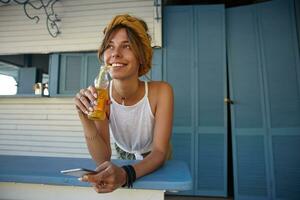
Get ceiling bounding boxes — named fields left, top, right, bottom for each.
left=0, top=0, right=271, bottom=7
left=163, top=0, right=271, bottom=7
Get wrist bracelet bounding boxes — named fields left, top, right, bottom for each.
left=121, top=165, right=136, bottom=188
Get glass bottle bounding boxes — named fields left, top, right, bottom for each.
left=88, top=65, right=110, bottom=120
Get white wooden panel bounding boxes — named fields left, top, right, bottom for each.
left=0, top=140, right=86, bottom=148
left=0, top=109, right=75, bottom=114
left=0, top=150, right=90, bottom=158
left=0, top=124, right=17, bottom=130
left=0, top=119, right=80, bottom=126
left=47, top=114, right=80, bottom=120
left=0, top=129, right=82, bottom=136
left=15, top=125, right=82, bottom=131
left=0, top=114, right=48, bottom=120
left=0, top=97, right=117, bottom=158
left=0, top=135, right=84, bottom=143
left=0, top=145, right=89, bottom=154
left=0, top=0, right=161, bottom=55
left=0, top=183, right=165, bottom=200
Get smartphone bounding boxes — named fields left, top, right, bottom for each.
left=60, top=168, right=96, bottom=177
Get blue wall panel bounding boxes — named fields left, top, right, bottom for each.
left=227, top=0, right=300, bottom=199
left=258, top=0, right=300, bottom=199
left=236, top=135, right=268, bottom=198
left=164, top=6, right=195, bottom=195
left=195, top=5, right=227, bottom=197
left=164, top=5, right=227, bottom=196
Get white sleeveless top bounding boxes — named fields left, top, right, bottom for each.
left=109, top=81, right=154, bottom=160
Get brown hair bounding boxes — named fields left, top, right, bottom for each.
left=98, top=15, right=153, bottom=77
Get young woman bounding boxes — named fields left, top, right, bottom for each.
left=74, top=14, right=174, bottom=193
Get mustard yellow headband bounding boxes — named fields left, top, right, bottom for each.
left=104, top=14, right=153, bottom=76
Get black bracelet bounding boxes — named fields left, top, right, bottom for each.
left=121, top=165, right=136, bottom=188
left=121, top=165, right=129, bottom=187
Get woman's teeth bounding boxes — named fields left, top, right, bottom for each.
left=112, top=63, right=125, bottom=67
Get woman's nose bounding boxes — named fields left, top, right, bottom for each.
left=111, top=46, right=121, bottom=58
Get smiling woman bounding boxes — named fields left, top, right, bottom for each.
left=74, top=14, right=174, bottom=193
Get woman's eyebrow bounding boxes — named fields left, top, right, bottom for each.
left=109, top=40, right=130, bottom=44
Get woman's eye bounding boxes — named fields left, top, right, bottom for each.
left=124, top=44, right=130, bottom=49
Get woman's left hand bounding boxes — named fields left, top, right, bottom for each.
left=80, top=161, right=127, bottom=193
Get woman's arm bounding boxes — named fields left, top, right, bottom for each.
left=133, top=82, right=174, bottom=178
left=75, top=87, right=111, bottom=165
left=79, top=114, right=111, bottom=165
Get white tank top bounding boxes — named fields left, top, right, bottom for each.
left=109, top=81, right=154, bottom=160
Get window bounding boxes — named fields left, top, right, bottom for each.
left=56, top=52, right=100, bottom=95
left=0, top=54, right=49, bottom=96
left=49, top=49, right=161, bottom=96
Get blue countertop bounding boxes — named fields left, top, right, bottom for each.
left=0, top=155, right=192, bottom=191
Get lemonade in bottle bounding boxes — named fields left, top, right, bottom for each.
left=88, top=65, right=110, bottom=120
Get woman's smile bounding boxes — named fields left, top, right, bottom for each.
left=111, top=62, right=127, bottom=68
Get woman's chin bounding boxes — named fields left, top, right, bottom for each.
left=110, top=74, right=124, bottom=80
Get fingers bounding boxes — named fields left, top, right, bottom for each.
left=93, top=182, right=114, bottom=193
left=98, top=166, right=113, bottom=180
left=106, top=99, right=112, bottom=105
left=95, top=161, right=115, bottom=180
left=80, top=161, right=111, bottom=183
left=79, top=162, right=123, bottom=193
left=83, top=172, right=115, bottom=193
left=74, top=86, right=98, bottom=114
left=74, top=92, right=88, bottom=114
left=88, top=85, right=98, bottom=98
left=80, top=89, right=95, bottom=112
left=82, top=174, right=97, bottom=182
left=95, top=161, right=110, bottom=172
left=85, top=86, right=97, bottom=105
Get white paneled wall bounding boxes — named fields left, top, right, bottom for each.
left=0, top=97, right=117, bottom=158
left=0, top=0, right=161, bottom=55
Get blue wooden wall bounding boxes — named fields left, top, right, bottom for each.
left=227, top=0, right=300, bottom=199
left=164, top=5, right=227, bottom=196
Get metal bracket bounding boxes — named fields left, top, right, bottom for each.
left=154, top=0, right=161, bottom=22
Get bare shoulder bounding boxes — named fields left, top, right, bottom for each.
left=148, top=81, right=173, bottom=106
left=148, top=81, right=174, bottom=120
left=148, top=81, right=173, bottom=96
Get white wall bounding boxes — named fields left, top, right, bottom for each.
left=0, top=97, right=117, bottom=158
left=0, top=0, right=161, bottom=55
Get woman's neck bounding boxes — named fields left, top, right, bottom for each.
left=113, top=78, right=141, bottom=103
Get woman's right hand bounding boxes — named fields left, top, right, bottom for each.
left=74, top=85, right=98, bottom=115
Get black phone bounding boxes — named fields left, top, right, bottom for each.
left=60, top=168, right=97, bottom=177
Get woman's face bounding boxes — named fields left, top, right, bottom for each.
left=104, top=28, right=139, bottom=80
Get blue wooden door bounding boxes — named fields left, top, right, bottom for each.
left=164, top=5, right=227, bottom=196
left=194, top=6, right=227, bottom=197
left=227, top=0, right=300, bottom=199
left=164, top=6, right=195, bottom=195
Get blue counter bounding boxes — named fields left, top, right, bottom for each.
left=0, top=155, right=192, bottom=191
